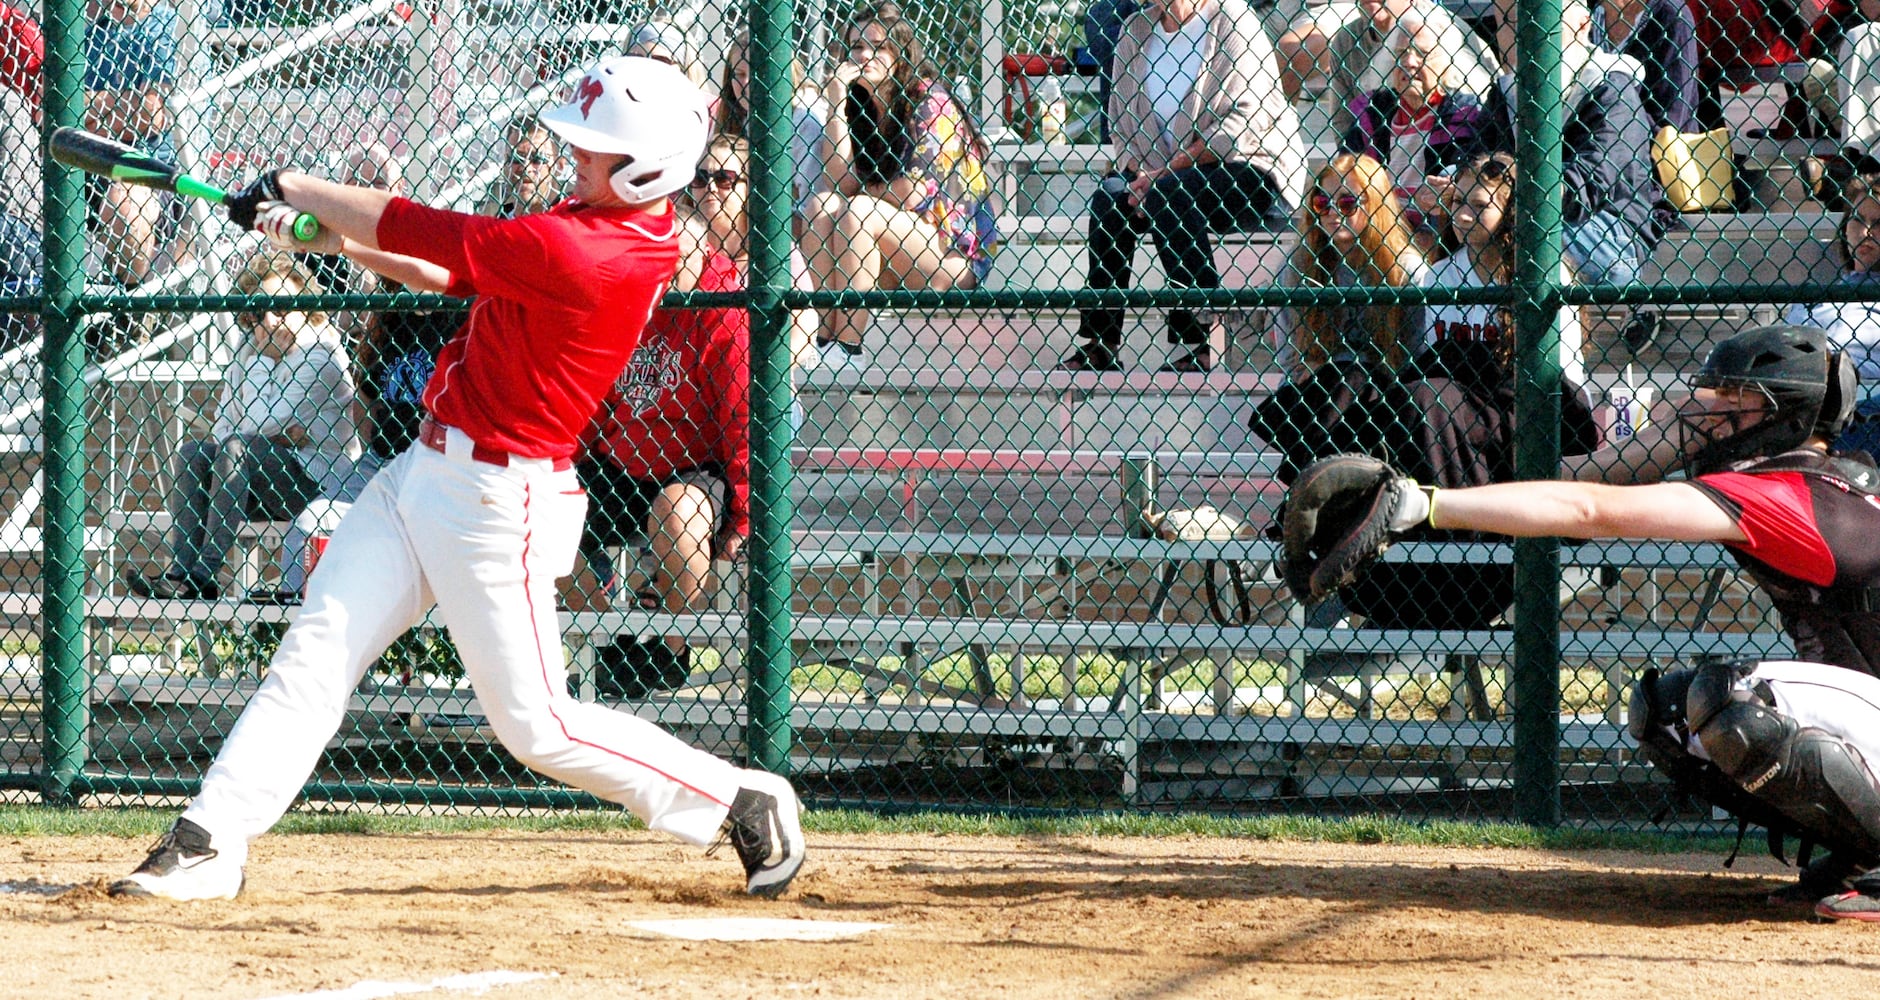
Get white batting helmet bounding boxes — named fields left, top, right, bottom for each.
left=537, top=55, right=710, bottom=204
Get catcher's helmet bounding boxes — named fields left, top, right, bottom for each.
left=537, top=56, right=710, bottom=204
left=1682, top=324, right=1857, bottom=475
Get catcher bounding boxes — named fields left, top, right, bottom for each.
left=1282, top=324, right=1880, bottom=922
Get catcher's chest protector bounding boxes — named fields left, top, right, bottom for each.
left=1727, top=452, right=1880, bottom=680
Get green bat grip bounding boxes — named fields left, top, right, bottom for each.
left=174, top=175, right=321, bottom=241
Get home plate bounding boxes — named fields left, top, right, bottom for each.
left=627, top=918, right=891, bottom=941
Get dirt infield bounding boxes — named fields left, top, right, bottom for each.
left=5, top=829, right=1880, bottom=999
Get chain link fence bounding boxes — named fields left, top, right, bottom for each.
left=0, top=0, right=1864, bottom=826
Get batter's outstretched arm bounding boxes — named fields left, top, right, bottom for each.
left=1429, top=480, right=1746, bottom=544
left=332, top=240, right=453, bottom=294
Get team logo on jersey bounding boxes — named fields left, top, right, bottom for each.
left=616, top=339, right=682, bottom=416
left=575, top=76, right=605, bottom=118
left=379, top=349, right=436, bottom=405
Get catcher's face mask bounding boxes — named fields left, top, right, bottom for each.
left=1676, top=384, right=1788, bottom=475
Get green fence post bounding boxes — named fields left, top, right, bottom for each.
left=1511, top=0, right=1566, bottom=825
left=744, top=0, right=797, bottom=773
left=39, top=0, right=91, bottom=805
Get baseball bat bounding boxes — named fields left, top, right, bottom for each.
left=48, top=127, right=321, bottom=241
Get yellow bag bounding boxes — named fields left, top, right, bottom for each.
left=1651, top=126, right=1736, bottom=212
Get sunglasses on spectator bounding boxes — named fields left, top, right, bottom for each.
left=1308, top=191, right=1363, bottom=216
left=691, top=167, right=745, bottom=190
left=509, top=151, right=553, bottom=167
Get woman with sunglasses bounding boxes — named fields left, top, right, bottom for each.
left=689, top=135, right=819, bottom=367
left=804, top=0, right=998, bottom=368
left=1251, top=153, right=1427, bottom=482
left=568, top=147, right=765, bottom=697
left=1420, top=152, right=1586, bottom=387
left=1284, top=154, right=1600, bottom=680
left=1060, top=0, right=1307, bottom=373
left=126, top=251, right=361, bottom=600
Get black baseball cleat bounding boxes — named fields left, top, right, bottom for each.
left=109, top=818, right=245, bottom=900
left=1767, top=851, right=1868, bottom=906
left=714, top=769, right=806, bottom=898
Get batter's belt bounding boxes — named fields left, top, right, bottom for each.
left=418, top=418, right=574, bottom=472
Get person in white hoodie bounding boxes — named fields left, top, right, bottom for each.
left=126, top=251, right=359, bottom=600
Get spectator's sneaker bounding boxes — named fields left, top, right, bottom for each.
left=1157, top=345, right=1213, bottom=373
left=1767, top=851, right=1868, bottom=906
left=109, top=818, right=244, bottom=901
left=125, top=569, right=219, bottom=601
left=595, top=637, right=693, bottom=700
left=243, top=586, right=301, bottom=606
left=713, top=769, right=806, bottom=898
left=816, top=338, right=865, bottom=369
left=1057, top=341, right=1120, bottom=372
left=1816, top=874, right=1880, bottom=922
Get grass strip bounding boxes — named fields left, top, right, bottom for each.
left=0, top=803, right=1740, bottom=853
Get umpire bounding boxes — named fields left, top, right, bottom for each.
left=1283, top=325, right=1880, bottom=921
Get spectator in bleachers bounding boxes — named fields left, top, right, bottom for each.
left=1419, top=151, right=1587, bottom=385
left=1059, top=0, right=1306, bottom=373
left=717, top=31, right=832, bottom=213
left=299, top=142, right=404, bottom=341
left=0, top=82, right=38, bottom=352
left=247, top=233, right=460, bottom=606
left=1688, top=0, right=1802, bottom=128
left=691, top=135, right=819, bottom=367
left=126, top=253, right=360, bottom=601
left=1461, top=0, right=1664, bottom=290
left=0, top=0, right=42, bottom=110
left=84, top=0, right=179, bottom=290
left=628, top=17, right=707, bottom=89
left=804, top=1, right=997, bottom=368
left=1803, top=1, right=1880, bottom=207
left=1788, top=173, right=1880, bottom=381
left=1251, top=152, right=1428, bottom=480
left=479, top=114, right=567, bottom=219
left=1347, top=151, right=1596, bottom=641
left=571, top=214, right=751, bottom=700
left=1593, top=0, right=1702, bottom=131
left=1339, top=18, right=1484, bottom=253
left=1287, top=0, right=1499, bottom=137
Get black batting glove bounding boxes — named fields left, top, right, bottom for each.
left=225, top=169, right=286, bottom=231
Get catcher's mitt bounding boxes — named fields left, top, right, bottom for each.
left=1280, top=454, right=1426, bottom=602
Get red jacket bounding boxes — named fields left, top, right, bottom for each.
left=0, top=2, right=43, bottom=108
left=584, top=250, right=751, bottom=538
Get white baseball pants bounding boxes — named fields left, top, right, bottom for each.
left=184, top=425, right=744, bottom=861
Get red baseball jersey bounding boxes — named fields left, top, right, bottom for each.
left=1692, top=468, right=1880, bottom=588
left=376, top=195, right=680, bottom=459
left=584, top=250, right=751, bottom=537
left=0, top=2, right=43, bottom=108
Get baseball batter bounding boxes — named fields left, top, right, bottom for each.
left=1283, top=325, right=1880, bottom=921
left=110, top=56, right=805, bottom=902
